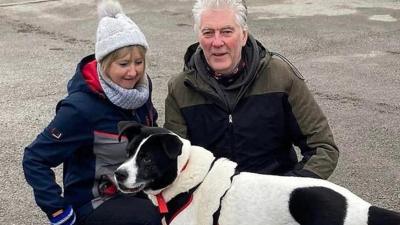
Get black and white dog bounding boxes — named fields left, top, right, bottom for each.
left=114, top=122, right=400, bottom=225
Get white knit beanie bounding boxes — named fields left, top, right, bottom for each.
left=95, top=0, right=149, bottom=61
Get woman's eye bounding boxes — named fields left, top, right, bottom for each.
left=135, top=60, right=143, bottom=65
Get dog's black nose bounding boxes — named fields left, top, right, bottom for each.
left=115, top=169, right=128, bottom=182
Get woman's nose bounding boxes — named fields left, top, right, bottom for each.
left=127, top=64, right=137, bottom=77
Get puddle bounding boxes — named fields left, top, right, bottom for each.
left=369, top=14, right=397, bottom=22
left=249, top=0, right=400, bottom=19
left=312, top=51, right=388, bottom=63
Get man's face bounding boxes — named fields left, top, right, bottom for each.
left=198, top=8, right=248, bottom=75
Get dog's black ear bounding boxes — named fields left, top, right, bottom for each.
left=160, top=134, right=183, bottom=159
left=118, top=121, right=143, bottom=142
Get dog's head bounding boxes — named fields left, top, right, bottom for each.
left=114, top=121, right=189, bottom=194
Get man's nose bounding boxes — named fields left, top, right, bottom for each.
left=212, top=33, right=224, bottom=47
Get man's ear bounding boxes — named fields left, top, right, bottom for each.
left=118, top=121, right=142, bottom=142
left=160, top=134, right=183, bottom=159
left=241, top=30, right=248, bottom=47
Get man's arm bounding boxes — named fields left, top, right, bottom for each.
left=164, top=79, right=188, bottom=138
left=285, top=69, right=339, bottom=179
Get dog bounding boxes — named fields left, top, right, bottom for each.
left=114, top=121, right=400, bottom=225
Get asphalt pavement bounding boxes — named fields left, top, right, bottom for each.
left=0, top=0, right=399, bottom=224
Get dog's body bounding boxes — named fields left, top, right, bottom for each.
left=114, top=122, right=400, bottom=225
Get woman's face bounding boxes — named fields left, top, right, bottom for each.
left=106, top=47, right=145, bottom=89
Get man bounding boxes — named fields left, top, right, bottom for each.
left=164, top=0, right=339, bottom=179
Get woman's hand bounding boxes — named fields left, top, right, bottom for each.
left=50, top=206, right=76, bottom=225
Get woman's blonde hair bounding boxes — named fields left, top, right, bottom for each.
left=100, top=45, right=147, bottom=73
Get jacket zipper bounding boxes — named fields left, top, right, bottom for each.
left=228, top=113, right=235, bottom=161
left=185, top=78, right=236, bottom=159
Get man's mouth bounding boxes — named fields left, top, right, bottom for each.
left=212, top=52, right=227, bottom=57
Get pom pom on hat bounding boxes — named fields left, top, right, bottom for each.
left=95, top=0, right=149, bottom=61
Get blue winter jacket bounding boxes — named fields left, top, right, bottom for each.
left=22, top=54, right=158, bottom=219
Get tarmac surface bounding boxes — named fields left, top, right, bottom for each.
left=0, top=0, right=399, bottom=224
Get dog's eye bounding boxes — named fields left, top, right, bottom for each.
left=141, top=153, right=152, bottom=164
left=143, top=157, right=152, bottom=163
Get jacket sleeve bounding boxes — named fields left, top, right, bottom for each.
left=22, top=99, right=93, bottom=218
left=285, top=71, right=339, bottom=179
left=164, top=78, right=188, bottom=138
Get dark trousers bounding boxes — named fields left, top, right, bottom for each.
left=79, top=193, right=162, bottom=225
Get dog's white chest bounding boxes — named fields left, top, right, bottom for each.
left=165, top=158, right=238, bottom=225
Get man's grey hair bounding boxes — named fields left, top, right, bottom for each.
left=192, top=0, right=248, bottom=33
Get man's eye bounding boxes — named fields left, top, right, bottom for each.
left=221, top=30, right=233, bottom=35
left=202, top=31, right=213, bottom=37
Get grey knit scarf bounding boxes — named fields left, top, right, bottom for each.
left=98, top=64, right=149, bottom=110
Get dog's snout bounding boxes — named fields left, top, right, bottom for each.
left=115, top=169, right=128, bottom=182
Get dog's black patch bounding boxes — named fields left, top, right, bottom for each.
left=289, top=186, right=347, bottom=225
left=118, top=121, right=171, bottom=157
left=367, top=205, right=400, bottom=225
left=135, top=133, right=182, bottom=191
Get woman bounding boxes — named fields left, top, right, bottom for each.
left=22, top=1, right=161, bottom=224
